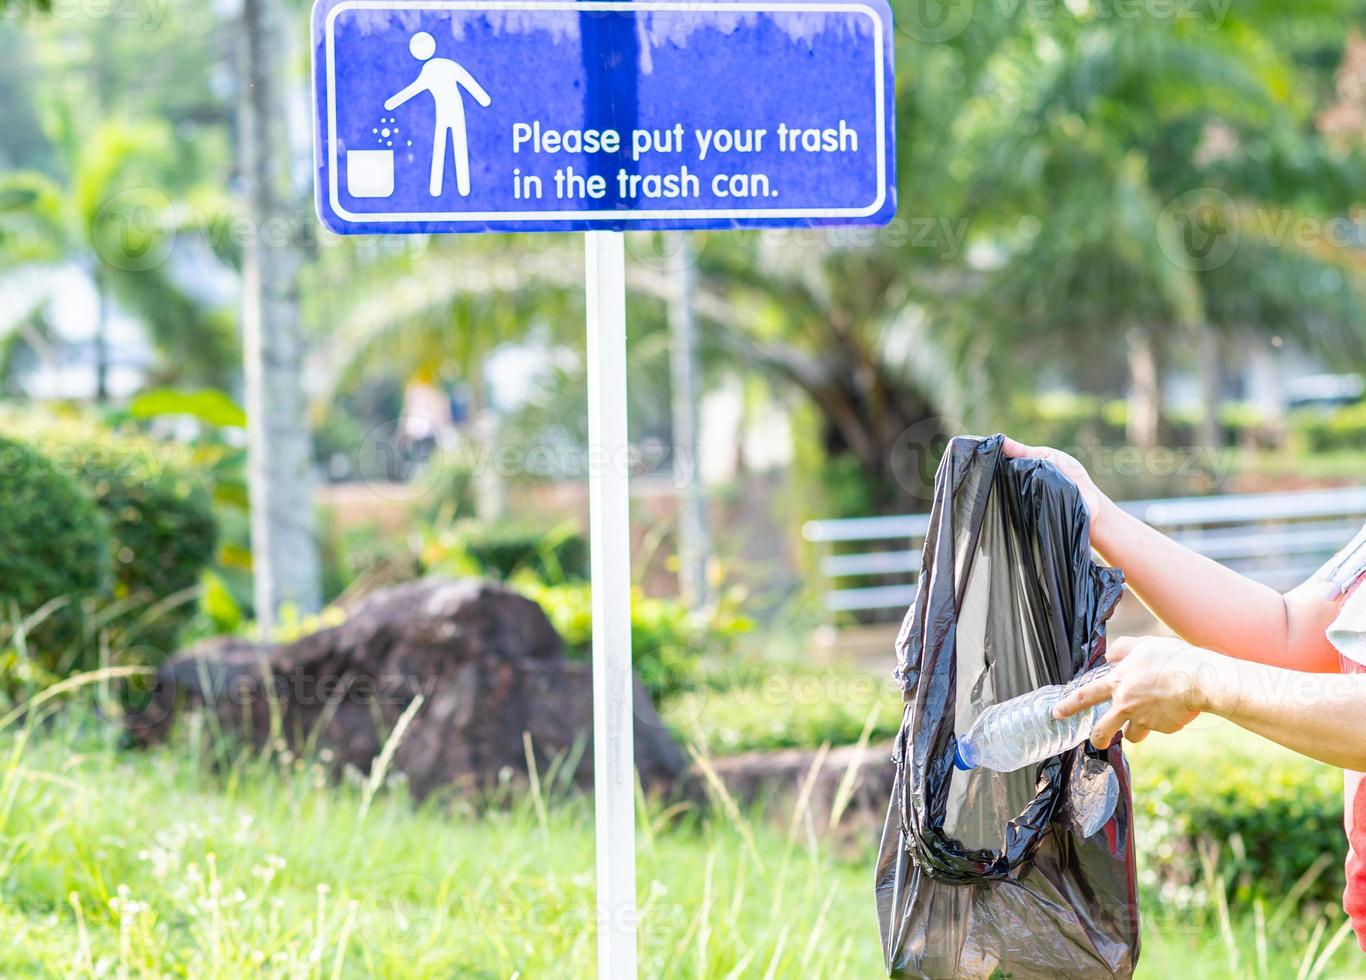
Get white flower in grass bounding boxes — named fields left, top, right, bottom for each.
left=251, top=854, right=287, bottom=884
left=109, top=884, right=148, bottom=919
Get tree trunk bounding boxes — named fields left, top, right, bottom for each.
left=93, top=267, right=109, bottom=402
left=1197, top=323, right=1223, bottom=449
left=1126, top=324, right=1160, bottom=451
left=239, top=0, right=321, bottom=631
left=667, top=232, right=711, bottom=609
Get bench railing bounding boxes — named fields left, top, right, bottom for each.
left=802, top=486, right=1366, bottom=618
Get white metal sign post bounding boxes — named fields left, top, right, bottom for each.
left=584, top=229, right=638, bottom=978
left=311, top=2, right=895, bottom=975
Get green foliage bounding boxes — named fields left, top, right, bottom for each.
left=666, top=660, right=1345, bottom=917
left=1007, top=393, right=1125, bottom=450
left=1131, top=725, right=1345, bottom=910
left=0, top=436, right=109, bottom=665
left=0, top=113, right=239, bottom=392
left=0, top=409, right=218, bottom=657
left=420, top=519, right=589, bottom=584
left=816, top=453, right=890, bottom=522
left=1290, top=403, right=1366, bottom=453
left=129, top=388, right=247, bottom=429
left=413, top=452, right=482, bottom=526
left=1009, top=393, right=1266, bottom=453
left=513, top=578, right=753, bottom=702
left=118, top=388, right=254, bottom=635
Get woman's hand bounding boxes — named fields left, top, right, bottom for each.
left=1001, top=436, right=1114, bottom=536
left=1053, top=636, right=1216, bottom=747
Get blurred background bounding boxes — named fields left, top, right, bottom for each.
left=1, top=0, right=1366, bottom=975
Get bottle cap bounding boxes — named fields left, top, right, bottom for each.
left=953, top=738, right=976, bottom=771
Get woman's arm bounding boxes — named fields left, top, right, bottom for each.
left=1058, top=635, right=1366, bottom=770
left=1002, top=438, right=1342, bottom=673
left=1093, top=505, right=1340, bottom=672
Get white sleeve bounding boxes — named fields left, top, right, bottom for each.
left=1311, top=523, right=1366, bottom=600
left=1327, top=587, right=1366, bottom=668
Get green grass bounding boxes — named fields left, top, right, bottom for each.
left=0, top=717, right=883, bottom=977
left=0, top=679, right=1360, bottom=977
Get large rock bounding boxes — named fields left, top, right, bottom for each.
left=131, top=578, right=689, bottom=800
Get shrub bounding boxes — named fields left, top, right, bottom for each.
left=1006, top=393, right=1124, bottom=450
left=1131, top=728, right=1344, bottom=911
left=420, top=519, right=589, bottom=584
left=1009, top=394, right=1266, bottom=451
left=0, top=409, right=218, bottom=656
left=414, top=450, right=479, bottom=525
left=1290, top=403, right=1366, bottom=454
left=512, top=577, right=753, bottom=702
left=0, top=437, right=110, bottom=670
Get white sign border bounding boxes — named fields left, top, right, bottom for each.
left=322, top=0, right=889, bottom=225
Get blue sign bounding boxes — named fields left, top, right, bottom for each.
left=311, top=0, right=896, bottom=234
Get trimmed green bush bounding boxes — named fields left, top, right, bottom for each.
left=1291, top=403, right=1366, bottom=453
left=513, top=578, right=753, bottom=702
left=420, top=519, right=589, bottom=584
left=0, top=437, right=110, bottom=669
left=0, top=410, right=218, bottom=656
left=1009, top=393, right=1266, bottom=451
left=1131, top=727, right=1343, bottom=910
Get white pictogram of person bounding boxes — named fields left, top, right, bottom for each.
left=385, top=31, right=491, bottom=198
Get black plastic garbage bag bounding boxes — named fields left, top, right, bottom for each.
left=875, top=434, right=1139, bottom=978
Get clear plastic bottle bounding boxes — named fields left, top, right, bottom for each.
left=953, top=663, right=1113, bottom=772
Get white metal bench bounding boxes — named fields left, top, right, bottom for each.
left=802, top=486, right=1366, bottom=618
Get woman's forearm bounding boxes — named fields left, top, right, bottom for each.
left=1092, top=505, right=1338, bottom=672
left=1000, top=437, right=1343, bottom=672
left=1199, top=654, right=1366, bottom=770
left=1094, top=504, right=1340, bottom=673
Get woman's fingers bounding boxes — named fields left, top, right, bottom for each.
left=1106, top=636, right=1137, bottom=663
left=1001, top=436, right=1041, bottom=459
left=999, top=434, right=1027, bottom=459
left=1089, top=704, right=1125, bottom=750
left=1053, top=673, right=1116, bottom=720
left=1123, top=722, right=1150, bottom=743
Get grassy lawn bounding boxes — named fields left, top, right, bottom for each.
left=0, top=708, right=1358, bottom=978
left=1, top=723, right=882, bottom=978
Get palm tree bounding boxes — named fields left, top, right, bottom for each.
left=0, top=117, right=239, bottom=397
left=957, top=6, right=1366, bottom=449
left=306, top=235, right=581, bottom=415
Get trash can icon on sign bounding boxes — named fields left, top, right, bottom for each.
left=347, top=149, right=394, bottom=198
